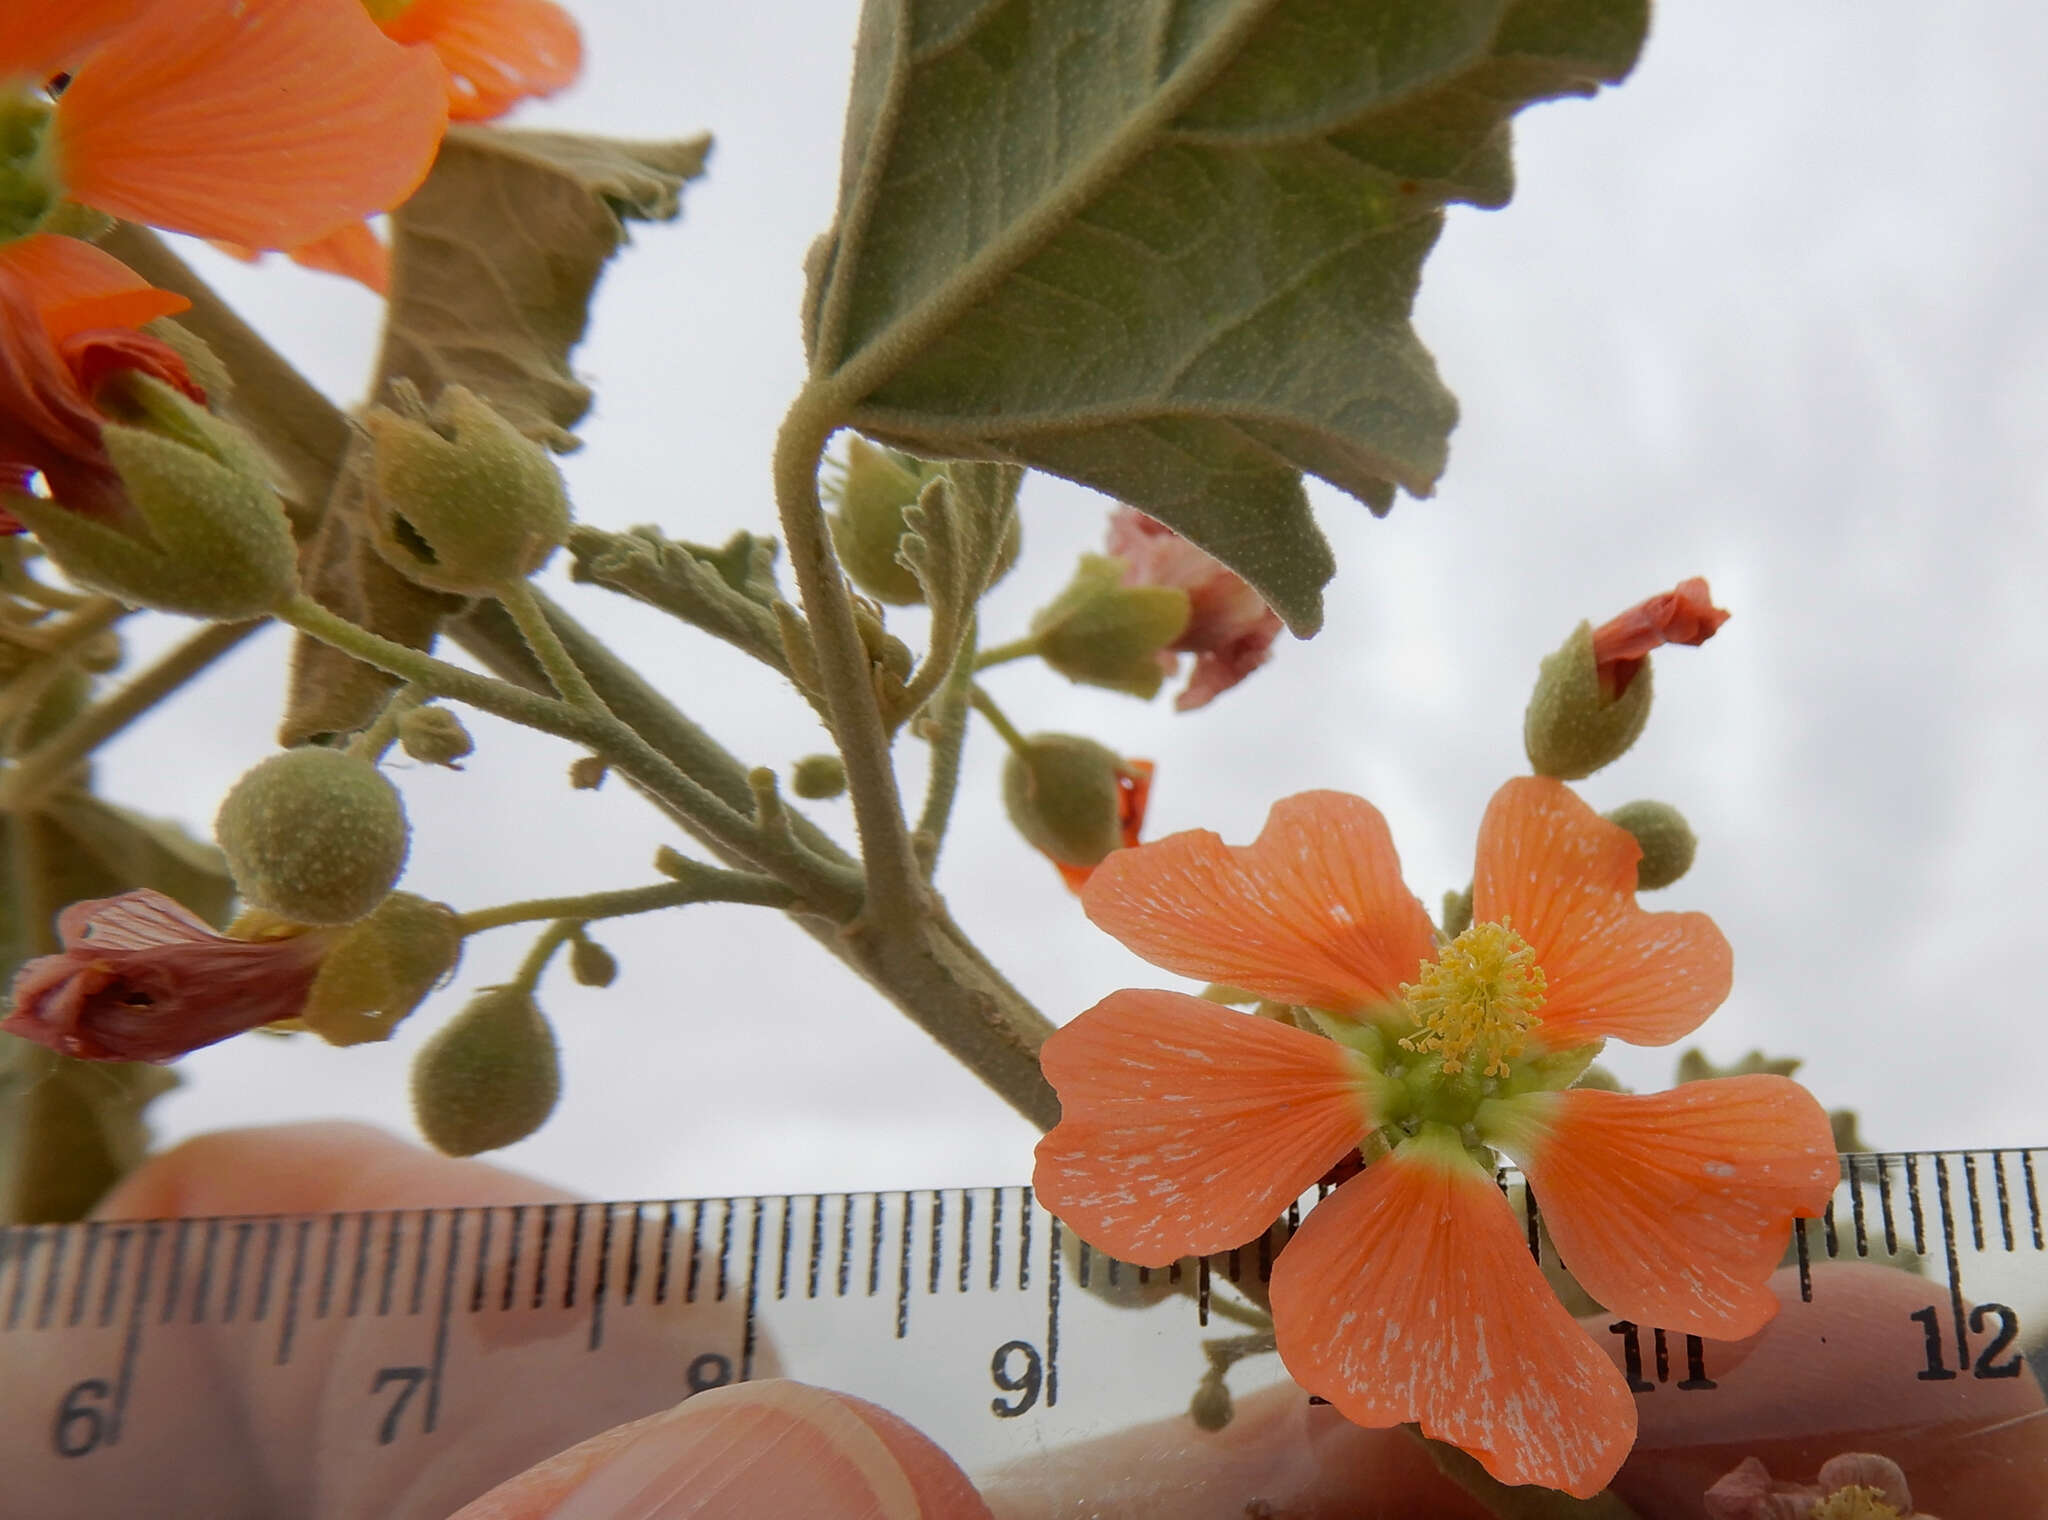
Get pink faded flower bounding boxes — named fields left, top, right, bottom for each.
left=1105, top=507, right=1283, bottom=711
left=3, top=889, right=330, bottom=1062
left=1705, top=1452, right=1934, bottom=1519
left=1591, top=576, right=1731, bottom=699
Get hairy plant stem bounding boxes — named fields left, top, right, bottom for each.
left=347, top=683, right=428, bottom=764
left=972, top=636, right=1039, bottom=671
left=457, top=869, right=797, bottom=935
left=968, top=685, right=1032, bottom=758
left=498, top=580, right=606, bottom=713
left=279, top=593, right=863, bottom=920
left=772, top=396, right=924, bottom=932
left=0, top=598, right=130, bottom=731
left=511, top=918, right=581, bottom=994
left=0, top=617, right=266, bottom=815
left=912, top=623, right=976, bottom=878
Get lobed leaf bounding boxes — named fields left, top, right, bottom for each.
left=805, top=0, right=1648, bottom=633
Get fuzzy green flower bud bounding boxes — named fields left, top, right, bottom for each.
left=364, top=385, right=569, bottom=596
left=1523, top=622, right=1653, bottom=780
left=790, top=753, right=846, bottom=799
left=411, top=986, right=561, bottom=1156
left=216, top=748, right=410, bottom=925
left=1030, top=555, right=1191, bottom=699
left=568, top=934, right=618, bottom=989
left=1002, top=734, right=1125, bottom=870
left=1603, top=799, right=1696, bottom=890
left=397, top=705, right=474, bottom=767
left=295, top=894, right=461, bottom=1046
left=824, top=439, right=1021, bottom=606
left=10, top=379, right=300, bottom=620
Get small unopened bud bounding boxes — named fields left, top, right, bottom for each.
left=1002, top=734, right=1125, bottom=870
left=1603, top=799, right=1696, bottom=890
left=216, top=748, right=410, bottom=925
left=851, top=599, right=914, bottom=685
left=823, top=440, right=1022, bottom=607
left=411, top=986, right=560, bottom=1156
left=296, top=894, right=461, bottom=1046
left=790, top=753, right=846, bottom=799
left=568, top=756, right=608, bottom=790
left=1523, top=622, right=1653, bottom=780
left=11, top=379, right=299, bottom=620
left=1189, top=1376, right=1234, bottom=1432
left=568, top=934, right=618, bottom=988
left=1031, top=555, right=1191, bottom=699
left=825, top=438, right=938, bottom=606
left=364, top=386, right=569, bottom=596
left=397, top=705, right=473, bottom=767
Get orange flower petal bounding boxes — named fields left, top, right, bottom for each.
left=0, top=0, right=141, bottom=78
left=52, top=0, right=447, bottom=249
left=1034, top=988, right=1378, bottom=1266
left=1496, top=1078, right=1839, bottom=1342
left=1082, top=791, right=1438, bottom=1015
left=1270, top=1133, right=1638, bottom=1498
left=379, top=0, right=582, bottom=122
left=1472, top=776, right=1731, bottom=1049
left=286, top=221, right=391, bottom=294
left=0, top=233, right=188, bottom=336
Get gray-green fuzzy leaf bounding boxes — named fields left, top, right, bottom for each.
left=806, top=0, right=1647, bottom=633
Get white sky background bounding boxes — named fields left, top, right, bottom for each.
left=89, top=2, right=2048, bottom=1200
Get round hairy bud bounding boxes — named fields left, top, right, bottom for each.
left=1001, top=734, right=1124, bottom=870
left=1602, top=799, right=1697, bottom=891
left=364, top=386, right=569, bottom=596
left=411, top=986, right=561, bottom=1157
left=789, top=753, right=846, bottom=800
left=1189, top=1376, right=1234, bottom=1432
left=216, top=748, right=409, bottom=925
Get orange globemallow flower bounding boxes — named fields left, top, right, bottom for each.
left=0, top=242, right=204, bottom=529
left=216, top=0, right=584, bottom=291
left=3, top=890, right=331, bottom=1062
left=1034, top=777, right=1838, bottom=1497
left=0, top=0, right=446, bottom=296
left=1590, top=575, right=1731, bottom=698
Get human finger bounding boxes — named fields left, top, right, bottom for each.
left=447, top=1380, right=993, bottom=1520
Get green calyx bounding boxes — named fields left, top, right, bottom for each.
left=1000, top=733, right=1125, bottom=868
left=1029, top=554, right=1191, bottom=699
left=294, top=894, right=462, bottom=1046
left=1524, top=621, right=1654, bottom=780
left=9, top=380, right=300, bottom=620
left=824, top=438, right=1020, bottom=606
left=0, top=92, right=59, bottom=245
left=364, top=385, right=571, bottom=596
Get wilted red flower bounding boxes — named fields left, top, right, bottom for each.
left=3, top=890, right=331, bottom=1062
left=1054, top=758, right=1153, bottom=894
left=1590, top=576, right=1730, bottom=699
left=1106, top=508, right=1283, bottom=711
left=1705, top=1452, right=1933, bottom=1519
left=0, top=247, right=205, bottom=530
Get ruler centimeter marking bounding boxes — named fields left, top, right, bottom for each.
left=2, top=1148, right=2044, bottom=1487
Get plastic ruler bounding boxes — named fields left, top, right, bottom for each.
left=1, top=1148, right=2043, bottom=1518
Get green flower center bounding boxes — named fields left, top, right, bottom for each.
left=1398, top=921, right=1546, bottom=1078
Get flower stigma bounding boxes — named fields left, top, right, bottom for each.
left=1398, top=920, right=1546, bottom=1078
